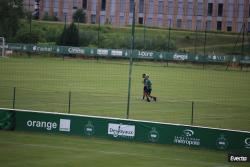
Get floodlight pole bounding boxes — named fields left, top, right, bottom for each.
left=126, top=2, right=136, bottom=119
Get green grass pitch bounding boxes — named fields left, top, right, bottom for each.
left=0, top=130, right=249, bottom=167
left=0, top=56, right=250, bottom=131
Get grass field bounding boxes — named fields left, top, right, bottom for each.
left=0, top=130, right=248, bottom=167
left=0, top=56, right=250, bottom=131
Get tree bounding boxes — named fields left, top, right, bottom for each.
left=73, top=9, right=86, bottom=23
left=0, top=0, right=23, bottom=40
left=57, top=22, right=79, bottom=46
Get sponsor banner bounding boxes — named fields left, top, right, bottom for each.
left=216, top=134, right=229, bottom=150
left=26, top=119, right=57, bottom=131
left=108, top=123, right=135, bottom=139
left=228, top=153, right=250, bottom=162
left=1, top=109, right=249, bottom=152
left=5, top=43, right=250, bottom=64
left=59, top=119, right=71, bottom=132
left=111, top=50, right=123, bottom=57
left=32, top=45, right=53, bottom=52
left=173, top=53, right=188, bottom=61
left=173, top=129, right=200, bottom=146
left=67, top=47, right=85, bottom=54
left=245, top=138, right=250, bottom=149
left=148, top=127, right=160, bottom=142
left=84, top=121, right=95, bottom=136
left=97, top=49, right=109, bottom=56
left=137, top=51, right=154, bottom=59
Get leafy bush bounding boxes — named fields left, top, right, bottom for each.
left=14, top=30, right=45, bottom=43
left=57, top=22, right=79, bottom=46
left=73, top=9, right=86, bottom=23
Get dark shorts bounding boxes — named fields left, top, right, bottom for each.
left=144, top=86, right=152, bottom=95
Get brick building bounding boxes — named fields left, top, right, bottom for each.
left=38, top=0, right=250, bottom=32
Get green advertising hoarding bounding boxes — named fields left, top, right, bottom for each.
left=0, top=108, right=250, bottom=152
left=5, top=43, right=250, bottom=64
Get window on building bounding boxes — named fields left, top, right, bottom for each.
left=187, top=2, right=193, bottom=16
left=120, top=16, right=125, bottom=25
left=227, top=3, right=233, bottom=18
left=196, top=20, right=202, bottom=30
left=102, top=0, right=106, bottom=11
left=139, top=0, right=144, bottom=13
left=130, top=0, right=134, bottom=13
left=91, top=14, right=96, bottom=24
left=73, top=0, right=77, bottom=9
left=139, top=17, right=143, bottom=24
left=249, top=5, right=250, bottom=17
left=177, top=19, right=182, bottom=28
left=238, top=3, right=244, bottom=18
left=82, top=0, right=87, bottom=9
left=158, top=17, right=163, bottom=26
left=178, top=1, right=183, bottom=16
left=110, top=0, right=115, bottom=16
left=147, top=17, right=153, bottom=26
left=158, top=0, right=163, bottom=14
left=217, top=21, right=222, bottom=30
left=91, top=0, right=96, bottom=12
left=206, top=21, right=212, bottom=30
left=197, top=2, right=203, bottom=16
left=237, top=22, right=243, bottom=32
left=187, top=19, right=192, bottom=29
left=208, top=3, right=213, bottom=16
left=248, top=22, right=250, bottom=32
left=168, top=19, right=172, bottom=27
left=120, top=0, right=126, bottom=13
left=53, top=0, right=59, bottom=11
left=218, top=3, right=223, bottom=17
left=100, top=15, right=105, bottom=24
left=149, top=0, right=154, bottom=14
left=110, top=16, right=115, bottom=24
left=168, top=1, right=174, bottom=15
left=45, top=0, right=49, bottom=11
left=129, top=16, right=133, bottom=24
left=227, top=21, right=232, bottom=32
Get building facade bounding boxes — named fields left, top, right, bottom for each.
left=38, top=0, right=250, bottom=32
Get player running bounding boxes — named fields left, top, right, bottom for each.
left=143, top=74, right=157, bottom=102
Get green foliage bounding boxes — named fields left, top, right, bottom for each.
left=73, top=9, right=86, bottom=23
left=0, top=0, right=23, bottom=40
left=57, top=22, right=79, bottom=46
left=42, top=12, right=58, bottom=21
left=79, top=30, right=98, bottom=47
left=14, top=30, right=44, bottom=43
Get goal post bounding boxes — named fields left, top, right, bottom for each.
left=0, top=37, right=5, bottom=57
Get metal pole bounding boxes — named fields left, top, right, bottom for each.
left=168, top=19, right=171, bottom=52
left=191, top=101, right=194, bottom=125
left=143, top=1, right=146, bottom=50
left=241, top=23, right=245, bottom=55
left=194, top=26, right=198, bottom=56
left=29, top=0, right=32, bottom=33
left=98, top=15, right=100, bottom=48
left=13, top=87, right=16, bottom=109
left=126, top=2, right=136, bottom=119
left=68, top=91, right=71, bottom=114
left=1, top=37, right=5, bottom=57
left=203, top=21, right=207, bottom=69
